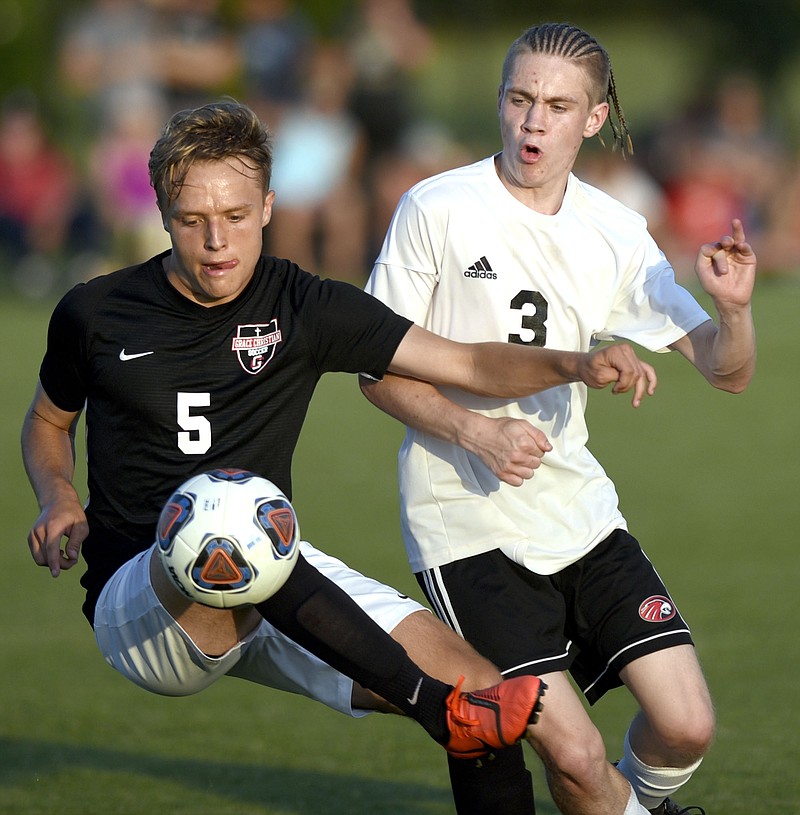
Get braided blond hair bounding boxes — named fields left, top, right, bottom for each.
left=502, top=23, right=633, bottom=155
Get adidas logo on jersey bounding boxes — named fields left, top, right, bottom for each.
left=464, top=256, right=497, bottom=279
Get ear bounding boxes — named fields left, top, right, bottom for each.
left=262, top=189, right=276, bottom=227
left=497, top=83, right=504, bottom=115
left=583, top=101, right=609, bottom=138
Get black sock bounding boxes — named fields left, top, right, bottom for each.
left=447, top=744, right=535, bottom=814
left=255, top=553, right=452, bottom=742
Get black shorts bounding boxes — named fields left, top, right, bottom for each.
left=417, top=529, right=694, bottom=704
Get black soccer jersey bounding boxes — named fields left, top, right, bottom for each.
left=39, top=252, right=412, bottom=623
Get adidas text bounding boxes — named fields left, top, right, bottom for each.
left=463, top=270, right=497, bottom=279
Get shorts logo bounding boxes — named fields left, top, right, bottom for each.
left=231, top=320, right=282, bottom=375
left=639, top=595, right=676, bottom=623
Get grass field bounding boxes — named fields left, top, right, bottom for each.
left=2, top=277, right=798, bottom=814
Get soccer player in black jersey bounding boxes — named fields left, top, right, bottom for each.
left=22, top=101, right=656, bottom=774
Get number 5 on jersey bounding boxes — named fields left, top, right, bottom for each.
left=177, top=392, right=211, bottom=454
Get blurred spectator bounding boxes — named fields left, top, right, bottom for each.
left=705, top=73, right=788, bottom=224
left=148, top=0, right=239, bottom=113
left=644, top=72, right=789, bottom=278
left=58, top=0, right=162, bottom=132
left=237, top=0, right=315, bottom=127
left=343, top=0, right=434, bottom=162
left=87, top=87, right=170, bottom=267
left=336, top=0, right=436, bottom=265
left=758, top=159, right=800, bottom=277
left=0, top=92, right=101, bottom=296
left=369, top=120, right=473, bottom=258
left=576, top=144, right=668, bottom=248
left=268, top=43, right=368, bottom=283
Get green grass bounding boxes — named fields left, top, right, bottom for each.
left=2, top=277, right=798, bottom=814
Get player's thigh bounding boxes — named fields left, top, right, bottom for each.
left=620, top=644, right=715, bottom=750
left=389, top=609, right=502, bottom=690
left=95, top=546, right=251, bottom=696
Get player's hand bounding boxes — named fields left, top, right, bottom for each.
left=695, top=218, right=756, bottom=310
left=463, top=415, right=552, bottom=486
left=28, top=496, right=88, bottom=578
left=578, top=343, right=657, bottom=407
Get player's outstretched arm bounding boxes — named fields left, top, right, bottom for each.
left=388, top=325, right=656, bottom=402
left=671, top=218, right=756, bottom=392
left=365, top=331, right=656, bottom=485
left=21, top=381, right=88, bottom=577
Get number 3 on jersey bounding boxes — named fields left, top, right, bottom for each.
left=177, top=392, right=211, bottom=454
left=509, top=290, right=548, bottom=346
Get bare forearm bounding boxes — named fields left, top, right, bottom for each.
left=22, top=391, right=88, bottom=575
left=709, top=305, right=756, bottom=392
left=466, top=344, right=589, bottom=397
left=361, top=372, right=553, bottom=485
left=678, top=309, right=756, bottom=393
left=361, top=373, right=479, bottom=444
left=21, top=410, right=79, bottom=508
left=388, top=325, right=588, bottom=399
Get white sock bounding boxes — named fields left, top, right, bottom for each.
left=624, top=784, right=650, bottom=814
left=616, top=730, right=703, bottom=810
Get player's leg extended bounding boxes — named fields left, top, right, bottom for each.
left=617, top=645, right=714, bottom=811
left=255, top=551, right=544, bottom=755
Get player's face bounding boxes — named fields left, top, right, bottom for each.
left=496, top=52, right=608, bottom=213
left=163, top=158, right=274, bottom=307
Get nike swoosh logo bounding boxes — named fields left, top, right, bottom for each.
left=407, top=677, right=423, bottom=706
left=119, top=349, right=155, bottom=361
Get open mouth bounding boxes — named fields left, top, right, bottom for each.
left=522, top=144, right=542, bottom=161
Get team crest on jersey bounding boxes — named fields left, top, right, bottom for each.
left=638, top=595, right=676, bottom=623
left=231, top=320, right=282, bottom=375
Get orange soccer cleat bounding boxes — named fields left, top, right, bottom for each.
left=444, top=675, right=546, bottom=759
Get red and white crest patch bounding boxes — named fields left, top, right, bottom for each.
left=638, top=595, right=676, bottom=623
left=231, top=321, right=282, bottom=375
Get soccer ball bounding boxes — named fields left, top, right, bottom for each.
left=156, top=468, right=300, bottom=608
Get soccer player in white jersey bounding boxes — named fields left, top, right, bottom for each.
left=363, top=22, right=756, bottom=815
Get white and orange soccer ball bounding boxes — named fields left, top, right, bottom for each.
left=156, top=469, right=300, bottom=608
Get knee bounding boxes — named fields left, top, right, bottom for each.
left=648, top=702, right=716, bottom=761
left=461, top=659, right=503, bottom=689
left=665, top=711, right=716, bottom=759
left=528, top=721, right=608, bottom=789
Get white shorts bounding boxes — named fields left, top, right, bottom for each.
left=94, top=541, right=425, bottom=717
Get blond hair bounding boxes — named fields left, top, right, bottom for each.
left=149, top=100, right=273, bottom=212
left=502, top=23, right=633, bottom=155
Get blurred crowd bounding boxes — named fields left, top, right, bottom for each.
left=2, top=0, right=799, bottom=298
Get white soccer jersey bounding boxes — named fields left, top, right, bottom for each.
left=366, top=155, right=710, bottom=575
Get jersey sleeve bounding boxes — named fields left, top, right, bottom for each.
left=296, top=274, right=413, bottom=379
left=366, top=190, right=438, bottom=322
left=595, top=231, right=710, bottom=352
left=39, top=284, right=91, bottom=411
